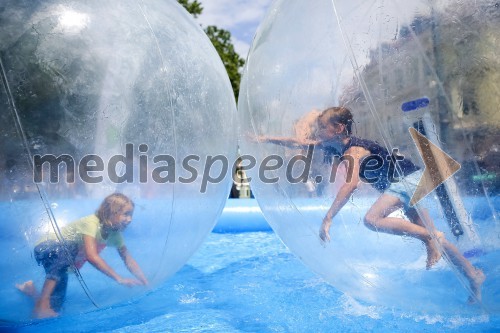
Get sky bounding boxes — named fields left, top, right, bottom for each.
left=196, top=0, right=274, bottom=59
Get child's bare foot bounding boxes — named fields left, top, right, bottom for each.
left=33, top=307, right=59, bottom=319
left=33, top=301, right=58, bottom=319
left=15, top=280, right=38, bottom=298
left=425, top=231, right=444, bottom=270
left=467, top=268, right=486, bottom=304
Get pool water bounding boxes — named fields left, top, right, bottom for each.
left=7, top=231, right=499, bottom=333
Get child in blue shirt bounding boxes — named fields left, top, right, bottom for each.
left=258, top=106, right=485, bottom=303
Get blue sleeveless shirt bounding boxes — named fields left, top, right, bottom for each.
left=323, top=137, right=420, bottom=192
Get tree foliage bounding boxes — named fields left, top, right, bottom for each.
left=177, top=0, right=245, bottom=101
left=177, top=0, right=203, bottom=18
left=204, top=26, right=245, bottom=101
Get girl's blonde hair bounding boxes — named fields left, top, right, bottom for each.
left=318, top=106, right=353, bottom=135
left=96, top=193, right=134, bottom=226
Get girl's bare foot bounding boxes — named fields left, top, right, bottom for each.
left=33, top=299, right=59, bottom=319
left=15, top=280, right=38, bottom=298
left=33, top=307, right=59, bottom=319
left=425, top=231, right=444, bottom=270
left=468, top=268, right=486, bottom=304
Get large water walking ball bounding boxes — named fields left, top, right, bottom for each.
left=239, top=0, right=499, bottom=314
left=0, top=0, right=236, bottom=321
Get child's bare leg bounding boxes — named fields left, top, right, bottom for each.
left=365, top=195, right=443, bottom=267
left=33, top=278, right=59, bottom=319
left=15, top=280, right=38, bottom=298
left=409, top=207, right=485, bottom=301
left=438, top=238, right=486, bottom=303
left=366, top=195, right=485, bottom=302
left=406, top=208, right=443, bottom=269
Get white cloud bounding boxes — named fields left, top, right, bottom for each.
left=197, top=0, right=272, bottom=57
left=198, top=0, right=270, bottom=29
left=232, top=36, right=251, bottom=59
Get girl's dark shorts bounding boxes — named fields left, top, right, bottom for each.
left=34, top=240, right=79, bottom=311
left=34, top=240, right=79, bottom=282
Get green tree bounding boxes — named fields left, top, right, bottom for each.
left=177, top=0, right=203, bottom=18
left=177, top=0, right=245, bottom=101
left=204, top=26, right=245, bottom=101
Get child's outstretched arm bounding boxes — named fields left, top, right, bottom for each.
left=320, top=147, right=367, bottom=242
left=118, top=246, right=149, bottom=286
left=83, top=235, right=142, bottom=287
left=249, top=133, right=320, bottom=149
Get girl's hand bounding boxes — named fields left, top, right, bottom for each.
left=319, top=218, right=331, bottom=243
left=140, top=277, right=150, bottom=286
left=117, top=277, right=143, bottom=287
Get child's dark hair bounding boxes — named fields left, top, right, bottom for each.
left=96, top=193, right=134, bottom=225
left=319, top=106, right=353, bottom=135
